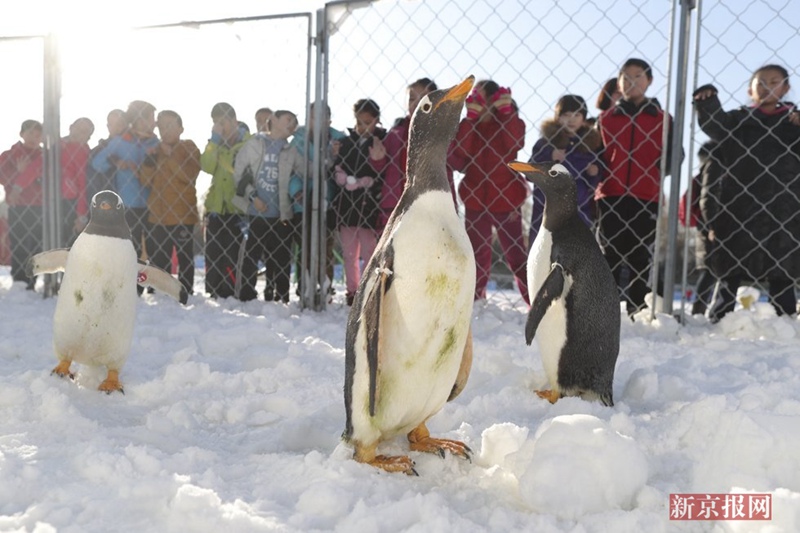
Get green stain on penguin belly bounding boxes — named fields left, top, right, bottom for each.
left=101, top=287, right=116, bottom=311
left=434, top=326, right=458, bottom=371
left=74, top=290, right=83, bottom=306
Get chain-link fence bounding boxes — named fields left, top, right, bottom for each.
left=2, top=0, right=799, bottom=319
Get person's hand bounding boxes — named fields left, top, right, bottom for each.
left=7, top=186, right=21, bottom=205
left=369, top=137, right=386, bottom=160
left=15, top=156, right=31, bottom=173
left=159, top=142, right=173, bottom=157
left=789, top=109, right=800, bottom=126
left=344, top=175, right=359, bottom=191
left=551, top=148, right=566, bottom=162
left=116, top=160, right=137, bottom=171
left=692, top=84, right=718, bottom=101
left=210, top=124, right=223, bottom=145
left=587, top=163, right=599, bottom=177
left=252, top=197, right=267, bottom=212
left=357, top=177, right=374, bottom=189
left=708, top=229, right=715, bottom=242
left=491, top=87, right=514, bottom=115
left=465, top=90, right=487, bottom=121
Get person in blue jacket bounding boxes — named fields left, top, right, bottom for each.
left=91, top=100, right=159, bottom=262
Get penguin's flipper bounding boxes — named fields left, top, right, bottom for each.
left=447, top=325, right=473, bottom=402
left=26, top=249, right=69, bottom=277
left=363, top=253, right=394, bottom=417
left=408, top=423, right=472, bottom=462
left=525, top=264, right=565, bottom=345
left=137, top=263, right=189, bottom=305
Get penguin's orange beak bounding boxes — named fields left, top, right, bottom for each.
left=508, top=161, right=536, bottom=173
left=99, top=201, right=112, bottom=210
left=437, top=76, right=475, bottom=109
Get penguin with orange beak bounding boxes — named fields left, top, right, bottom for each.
left=343, top=77, right=477, bottom=475
left=27, top=190, right=187, bottom=393
left=508, top=161, right=619, bottom=406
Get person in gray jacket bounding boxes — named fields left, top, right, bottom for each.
left=232, top=110, right=306, bottom=302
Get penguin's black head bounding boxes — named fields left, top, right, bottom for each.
left=85, top=190, right=131, bottom=239
left=406, top=76, right=474, bottom=189
left=508, top=161, right=578, bottom=228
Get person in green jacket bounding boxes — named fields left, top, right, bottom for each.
left=201, top=102, right=250, bottom=298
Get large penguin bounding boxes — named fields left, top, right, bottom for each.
left=508, top=161, right=620, bottom=406
left=27, top=190, right=187, bottom=393
left=343, top=76, right=477, bottom=475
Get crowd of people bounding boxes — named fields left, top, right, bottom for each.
left=1, top=57, right=799, bottom=321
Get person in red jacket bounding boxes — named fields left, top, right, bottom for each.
left=0, top=120, right=43, bottom=288
left=452, top=80, right=529, bottom=303
left=15, top=117, right=95, bottom=248
left=595, top=58, right=677, bottom=317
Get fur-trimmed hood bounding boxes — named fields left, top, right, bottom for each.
left=539, top=118, right=601, bottom=153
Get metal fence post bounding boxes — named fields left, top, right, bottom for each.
left=42, top=33, right=61, bottom=298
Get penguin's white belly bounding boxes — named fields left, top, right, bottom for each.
left=53, top=234, right=139, bottom=370
left=353, top=191, right=476, bottom=442
left=527, top=228, right=568, bottom=390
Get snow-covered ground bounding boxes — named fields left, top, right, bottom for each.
left=1, top=268, right=799, bottom=532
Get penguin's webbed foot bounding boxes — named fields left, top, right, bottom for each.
left=370, top=455, right=418, bottom=476
left=353, top=441, right=418, bottom=475
left=98, top=370, right=124, bottom=395
left=407, top=423, right=472, bottom=462
left=51, top=360, right=75, bottom=380
left=535, top=389, right=561, bottom=404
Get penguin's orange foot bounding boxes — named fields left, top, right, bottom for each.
left=409, top=436, right=472, bottom=461
left=407, top=423, right=472, bottom=461
left=368, top=454, right=418, bottom=476
left=51, top=360, right=74, bottom=380
left=535, top=389, right=561, bottom=404
left=98, top=370, right=124, bottom=395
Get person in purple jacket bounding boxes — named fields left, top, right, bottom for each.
left=528, top=94, right=602, bottom=244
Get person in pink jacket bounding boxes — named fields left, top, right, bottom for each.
left=452, top=80, right=529, bottom=303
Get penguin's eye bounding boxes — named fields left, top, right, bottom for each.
left=420, top=99, right=432, bottom=114
left=549, top=169, right=559, bottom=177
left=116, top=202, right=123, bottom=210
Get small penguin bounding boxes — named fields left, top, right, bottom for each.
left=507, top=161, right=620, bottom=406
left=343, top=76, right=477, bottom=475
left=27, top=190, right=187, bottom=393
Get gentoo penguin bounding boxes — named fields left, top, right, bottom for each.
left=343, top=76, right=477, bottom=475
left=27, top=190, right=187, bottom=393
left=507, top=161, right=619, bottom=406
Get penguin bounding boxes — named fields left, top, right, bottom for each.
left=507, top=161, right=620, bottom=406
left=27, top=190, right=187, bottom=393
left=343, top=76, right=477, bottom=475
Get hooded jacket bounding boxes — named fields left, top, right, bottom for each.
left=452, top=111, right=528, bottom=213
left=595, top=97, right=674, bottom=203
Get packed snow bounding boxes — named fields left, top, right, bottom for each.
left=1, top=268, right=799, bottom=532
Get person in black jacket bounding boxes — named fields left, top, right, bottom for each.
left=694, top=64, right=800, bottom=321
left=332, top=98, right=386, bottom=305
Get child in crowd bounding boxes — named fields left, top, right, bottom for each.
left=333, top=98, right=386, bottom=305
left=233, top=110, right=306, bottom=303
left=452, top=79, right=529, bottom=303
left=529, top=94, right=601, bottom=243
left=200, top=102, right=251, bottom=298
left=0, top=119, right=43, bottom=289
left=138, top=110, right=201, bottom=295
left=694, top=63, right=800, bottom=321
left=595, top=58, right=677, bottom=317
left=91, top=100, right=159, bottom=263
left=86, top=109, right=126, bottom=202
